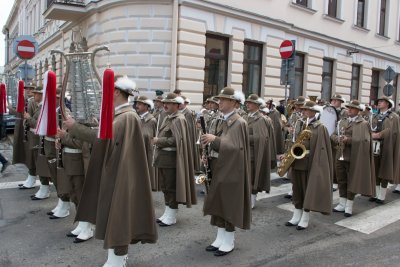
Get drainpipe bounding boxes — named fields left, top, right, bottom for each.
left=169, top=0, right=178, bottom=92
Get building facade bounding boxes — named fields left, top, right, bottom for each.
left=3, top=0, right=400, bottom=109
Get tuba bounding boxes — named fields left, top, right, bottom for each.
left=277, top=119, right=312, bottom=177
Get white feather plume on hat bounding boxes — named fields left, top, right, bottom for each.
left=260, top=107, right=270, bottom=114
left=234, top=90, right=245, bottom=105
left=175, top=96, right=185, bottom=104
left=144, top=99, right=154, bottom=110
left=257, top=98, right=266, bottom=106
left=115, top=75, right=137, bottom=96
left=184, top=98, right=191, bottom=104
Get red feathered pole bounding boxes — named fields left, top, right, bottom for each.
left=35, top=71, right=57, bottom=136
left=98, top=68, right=114, bottom=140
left=17, top=80, right=25, bottom=113
left=0, top=83, right=7, bottom=114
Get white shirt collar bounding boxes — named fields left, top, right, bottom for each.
left=223, top=110, right=235, bottom=121
left=348, top=116, right=357, bottom=122
left=140, top=111, right=149, bottom=119
left=115, top=102, right=130, bottom=112
left=380, top=109, right=388, bottom=115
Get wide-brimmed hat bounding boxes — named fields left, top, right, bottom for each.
left=153, top=96, right=163, bottom=102
left=331, top=94, right=345, bottom=103
left=115, top=76, right=137, bottom=96
left=377, top=96, right=393, bottom=108
left=31, top=86, right=43, bottom=94
left=299, top=101, right=320, bottom=112
left=182, top=95, right=191, bottom=104
left=345, top=99, right=363, bottom=111
left=24, top=82, right=36, bottom=89
left=162, top=93, right=184, bottom=104
left=294, top=96, right=306, bottom=105
left=216, top=87, right=236, bottom=100
left=206, top=96, right=219, bottom=105
left=245, top=94, right=263, bottom=105
left=136, top=95, right=154, bottom=109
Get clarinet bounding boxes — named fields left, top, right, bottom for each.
left=24, top=100, right=29, bottom=141
left=57, top=110, right=64, bottom=168
left=199, top=115, right=212, bottom=192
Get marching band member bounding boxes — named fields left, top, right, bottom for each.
left=284, top=101, right=333, bottom=230
left=152, top=93, right=197, bottom=227
left=201, top=87, right=251, bottom=256
left=244, top=94, right=275, bottom=209
left=370, top=96, right=400, bottom=204
left=331, top=100, right=375, bottom=216
left=268, top=100, right=285, bottom=155
left=152, top=95, right=167, bottom=125
left=65, top=75, right=157, bottom=266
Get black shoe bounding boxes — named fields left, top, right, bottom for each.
left=332, top=187, right=337, bottom=192
left=285, top=221, right=296, bottom=227
left=368, top=197, right=377, bottom=202
left=158, top=221, right=173, bottom=227
left=375, top=199, right=384, bottom=204
left=284, top=194, right=292, bottom=199
left=47, top=211, right=54, bottom=216
left=156, top=218, right=162, bottom=223
left=73, top=237, right=91, bottom=243
left=67, top=232, right=78, bottom=238
left=344, top=213, right=352, bottom=217
left=31, top=196, right=48, bottom=201
left=1, top=162, right=10, bottom=173
left=19, top=186, right=35, bottom=190
left=393, top=190, right=400, bottom=194
left=296, top=225, right=306, bottom=230
left=214, top=249, right=233, bottom=257
left=205, top=245, right=218, bottom=252
left=49, top=215, right=62, bottom=219
left=18, top=183, right=23, bottom=187
left=333, top=208, right=345, bottom=213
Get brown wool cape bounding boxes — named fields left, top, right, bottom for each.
left=268, top=109, right=285, bottom=154
left=12, top=113, right=26, bottom=164
left=203, top=113, right=251, bottom=229
left=303, top=121, right=333, bottom=214
left=182, top=108, right=201, bottom=172
left=140, top=112, right=158, bottom=191
left=345, top=118, right=376, bottom=196
left=169, top=113, right=197, bottom=207
left=247, top=111, right=274, bottom=193
left=73, top=105, right=157, bottom=248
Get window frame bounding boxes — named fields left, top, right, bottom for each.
left=356, top=0, right=366, bottom=28
left=350, top=64, right=361, bottom=100
left=321, top=58, right=334, bottom=102
left=370, top=69, right=380, bottom=105
left=242, top=40, right=263, bottom=97
left=378, top=0, right=388, bottom=36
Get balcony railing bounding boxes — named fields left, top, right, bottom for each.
left=44, top=0, right=86, bottom=21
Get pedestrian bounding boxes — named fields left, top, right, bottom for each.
left=201, top=87, right=251, bottom=256
left=0, top=152, right=10, bottom=173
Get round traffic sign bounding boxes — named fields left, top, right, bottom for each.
left=279, top=40, right=294, bottom=59
left=16, top=40, right=36, bottom=59
left=383, top=84, right=394, bottom=97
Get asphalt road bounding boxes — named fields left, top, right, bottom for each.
left=0, top=139, right=399, bottom=267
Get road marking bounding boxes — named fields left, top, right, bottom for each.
left=335, top=199, right=400, bottom=234
left=0, top=180, right=40, bottom=190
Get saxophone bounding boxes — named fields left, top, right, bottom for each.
left=277, top=120, right=312, bottom=177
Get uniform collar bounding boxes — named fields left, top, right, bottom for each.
left=115, top=102, right=130, bottom=112
left=140, top=111, right=149, bottom=119
left=223, top=110, right=235, bottom=121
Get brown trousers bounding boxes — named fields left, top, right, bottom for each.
left=336, top=160, right=356, bottom=200
left=159, top=168, right=178, bottom=209
left=374, top=156, right=389, bottom=188
left=292, top=170, right=310, bottom=210
left=113, top=245, right=128, bottom=256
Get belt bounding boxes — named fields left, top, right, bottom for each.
left=45, top=136, right=56, bottom=142
left=30, top=128, right=36, bottom=133
left=161, top=147, right=177, bottom=152
left=64, top=147, right=82, bottom=154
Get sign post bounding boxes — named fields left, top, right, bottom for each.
left=279, top=40, right=295, bottom=116
left=13, top=35, right=38, bottom=83
left=383, top=66, right=396, bottom=97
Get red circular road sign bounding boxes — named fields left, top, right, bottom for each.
left=279, top=40, right=294, bottom=59
left=16, top=40, right=36, bottom=59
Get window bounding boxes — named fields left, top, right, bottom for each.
left=350, top=64, right=361, bottom=100
left=242, top=41, right=263, bottom=97
left=290, top=53, right=305, bottom=99
left=370, top=70, right=380, bottom=104
left=321, top=59, right=334, bottom=101
left=356, top=0, right=366, bottom=27
left=378, top=0, right=387, bottom=36
left=327, top=0, right=338, bottom=17
left=203, top=34, right=229, bottom=102
left=296, top=0, right=308, bottom=7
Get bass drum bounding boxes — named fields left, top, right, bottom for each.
left=320, top=106, right=337, bottom=136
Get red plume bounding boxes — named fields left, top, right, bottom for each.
left=98, top=68, right=115, bottom=139
left=35, top=71, right=57, bottom=136
left=17, top=80, right=25, bottom=113
left=0, top=83, right=7, bottom=114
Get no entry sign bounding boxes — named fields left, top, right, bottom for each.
left=279, top=40, right=294, bottom=59
left=16, top=40, right=36, bottom=59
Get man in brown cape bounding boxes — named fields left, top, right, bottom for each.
left=152, top=95, right=167, bottom=125
left=331, top=100, right=375, bottom=217
left=244, top=94, right=275, bottom=209
left=17, top=83, right=39, bottom=189
left=201, top=87, right=251, bottom=257
left=64, top=76, right=157, bottom=266
left=284, top=101, right=333, bottom=230
left=135, top=96, right=158, bottom=191
left=152, top=93, right=197, bottom=227
left=268, top=100, right=285, bottom=155
left=370, top=96, right=400, bottom=204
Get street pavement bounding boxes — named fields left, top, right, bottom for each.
left=0, top=139, right=400, bottom=267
